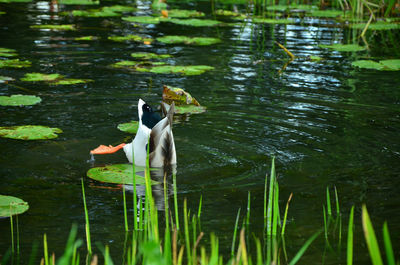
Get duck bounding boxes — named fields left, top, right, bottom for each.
left=90, top=99, right=176, bottom=169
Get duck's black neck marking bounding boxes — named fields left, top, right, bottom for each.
left=142, top=103, right=161, bottom=129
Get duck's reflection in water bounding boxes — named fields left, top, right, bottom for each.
left=124, top=165, right=176, bottom=212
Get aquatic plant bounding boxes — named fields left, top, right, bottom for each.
left=352, top=59, right=400, bottom=71
left=0, top=94, right=41, bottom=106
left=0, top=195, right=29, bottom=217
left=130, top=52, right=172, bottom=60
left=161, top=9, right=205, bottom=18
left=108, top=34, right=153, bottom=43
left=156, top=35, right=221, bottom=45
left=0, top=59, right=31, bottom=68
left=30, top=24, right=76, bottom=31
left=117, top=121, right=139, bottom=133
left=0, top=125, right=62, bottom=140
left=319, top=44, right=366, bottom=52
left=0, top=47, right=17, bottom=57
left=122, top=16, right=162, bottom=24
left=87, top=164, right=154, bottom=185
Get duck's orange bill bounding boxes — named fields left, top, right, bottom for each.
left=90, top=143, right=126, bottom=155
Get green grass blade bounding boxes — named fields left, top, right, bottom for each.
left=362, top=205, right=383, bottom=265
left=183, top=199, right=192, bottom=264
left=382, top=222, right=395, bottom=265
left=347, top=206, right=354, bottom=265
left=197, top=195, right=203, bottom=220
left=272, top=180, right=279, bottom=236
left=43, top=234, right=49, bottom=265
left=10, top=210, right=14, bottom=254
left=334, top=186, right=340, bottom=216
left=281, top=193, right=293, bottom=236
left=164, top=175, right=170, bottom=231
left=246, top=191, right=251, bottom=229
left=266, top=157, right=276, bottom=236
left=132, top=143, right=137, bottom=230
left=263, top=168, right=268, bottom=229
left=81, top=178, right=92, bottom=254
left=231, top=208, right=241, bottom=258
left=288, top=230, right=322, bottom=265
left=323, top=205, right=328, bottom=240
left=326, top=186, right=332, bottom=217
left=173, top=173, right=180, bottom=230
left=123, top=185, right=129, bottom=231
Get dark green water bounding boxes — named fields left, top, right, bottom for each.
left=1, top=1, right=400, bottom=264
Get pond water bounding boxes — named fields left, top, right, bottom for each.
left=1, top=0, right=400, bottom=264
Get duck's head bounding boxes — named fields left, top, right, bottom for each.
left=138, top=99, right=162, bottom=130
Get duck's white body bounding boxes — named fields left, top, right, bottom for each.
left=123, top=99, right=176, bottom=168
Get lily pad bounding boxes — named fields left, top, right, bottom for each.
left=21, top=73, right=63, bottom=82
left=0, top=125, right=62, bottom=140
left=53, top=78, right=93, bottom=85
left=309, top=55, right=323, bottom=62
left=130, top=52, right=171, bottom=60
left=149, top=65, right=214, bottom=75
left=110, top=60, right=166, bottom=69
left=58, top=0, right=99, bottom=5
left=175, top=105, right=206, bottom=114
left=350, top=21, right=400, bottom=30
left=215, top=9, right=242, bottom=16
left=252, top=17, right=293, bottom=24
left=122, top=16, right=161, bottom=24
left=0, top=0, right=31, bottom=2
left=108, top=35, right=153, bottom=43
left=0, top=95, right=41, bottom=106
left=164, top=9, right=205, bottom=18
left=87, top=164, right=157, bottom=185
left=319, top=44, right=366, bottom=52
left=0, top=59, right=31, bottom=68
left=70, top=9, right=119, bottom=17
left=166, top=18, right=222, bottom=27
left=0, top=195, right=29, bottom=217
left=0, top=47, right=18, bottom=57
left=117, top=121, right=139, bottom=133
left=308, top=9, right=343, bottom=17
left=157, top=35, right=221, bottom=46
left=75, top=36, right=99, bottom=41
left=30, top=24, right=76, bottom=31
left=352, top=59, right=400, bottom=71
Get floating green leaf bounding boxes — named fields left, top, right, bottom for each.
left=70, top=9, right=119, bottom=17
left=87, top=164, right=157, bottom=185
left=108, top=35, right=153, bottom=43
left=0, top=94, right=41, bottom=106
left=319, top=44, right=366, bottom=52
left=0, top=195, right=29, bottom=217
left=266, top=4, right=318, bottom=11
left=379, top=59, right=400, bottom=70
left=157, top=35, right=221, bottom=46
left=175, top=105, right=206, bottom=114
left=352, top=59, right=400, bottom=71
left=309, top=55, right=323, bottom=61
left=350, top=21, right=400, bottom=30
left=252, top=17, right=293, bottom=24
left=166, top=18, right=222, bottom=27
left=149, top=65, right=214, bottom=75
left=165, top=9, right=205, bottom=18
left=0, top=125, right=62, bottom=140
left=21, top=72, right=63, bottom=82
left=117, top=121, right=139, bottom=134
left=30, top=24, right=76, bottom=31
left=75, top=36, right=99, bottom=41
left=103, top=5, right=136, bottom=13
left=54, top=78, right=93, bottom=85
left=0, top=59, right=31, bottom=68
left=215, top=9, right=242, bottom=16
left=110, top=60, right=166, bottom=69
left=0, top=47, right=17, bottom=57
left=0, top=0, right=31, bottom=3
left=308, top=9, right=343, bottom=17
left=58, top=0, right=99, bottom=5
left=122, top=16, right=161, bottom=24
left=130, top=52, right=171, bottom=60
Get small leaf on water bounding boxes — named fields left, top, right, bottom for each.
left=149, top=65, right=214, bottom=75
left=156, top=35, right=221, bottom=46
left=0, top=125, right=62, bottom=140
left=75, top=36, right=99, bottom=41
left=122, top=16, right=161, bottom=24
left=163, top=9, right=205, bottom=18
left=53, top=78, right=93, bottom=85
left=165, top=18, right=222, bottom=27
left=319, top=44, right=366, bottom=52
left=0, top=195, right=29, bottom=217
left=30, top=24, right=76, bottom=31
left=0, top=59, right=31, bottom=68
left=350, top=21, right=400, bottom=30
left=352, top=59, right=400, bottom=71
left=117, top=121, right=139, bottom=134
left=175, top=105, right=206, bottom=114
left=0, top=94, right=42, bottom=106
left=379, top=59, right=400, bottom=71
left=87, top=164, right=158, bottom=185
left=58, top=0, right=99, bottom=5
left=108, top=35, right=153, bottom=43
left=130, top=52, right=172, bottom=60
left=21, top=73, right=63, bottom=82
